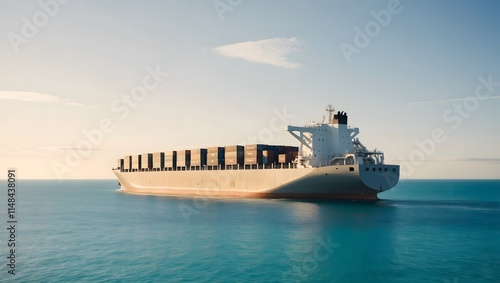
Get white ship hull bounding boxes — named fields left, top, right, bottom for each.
left=113, top=164, right=399, bottom=200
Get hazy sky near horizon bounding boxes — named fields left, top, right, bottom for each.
left=1, top=0, right=500, bottom=179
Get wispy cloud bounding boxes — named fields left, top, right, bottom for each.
left=0, top=91, right=90, bottom=106
left=461, top=157, right=500, bottom=163
left=390, top=157, right=500, bottom=163
left=1, top=146, right=103, bottom=159
left=38, top=145, right=101, bottom=152
left=213, top=37, right=302, bottom=69
left=410, top=96, right=500, bottom=105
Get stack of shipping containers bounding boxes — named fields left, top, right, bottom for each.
left=131, top=155, right=141, bottom=172
left=165, top=151, right=177, bottom=171
left=207, top=147, right=224, bottom=169
left=141, top=153, right=153, bottom=171
left=190, top=149, right=207, bottom=170
left=225, top=145, right=244, bottom=169
left=177, top=150, right=191, bottom=170
left=264, top=145, right=282, bottom=166
left=152, top=152, right=164, bottom=171
left=123, top=156, right=131, bottom=172
left=244, top=144, right=267, bottom=168
left=118, top=144, right=299, bottom=173
left=278, top=146, right=299, bottom=165
left=117, top=158, right=124, bottom=171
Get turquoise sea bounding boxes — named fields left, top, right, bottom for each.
left=0, top=179, right=499, bottom=282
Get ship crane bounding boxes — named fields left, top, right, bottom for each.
left=353, top=138, right=385, bottom=164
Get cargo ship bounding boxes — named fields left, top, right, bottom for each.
left=112, top=105, right=399, bottom=200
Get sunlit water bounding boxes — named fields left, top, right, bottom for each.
left=0, top=179, right=498, bottom=282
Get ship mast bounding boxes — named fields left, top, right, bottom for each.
left=325, top=104, right=335, bottom=124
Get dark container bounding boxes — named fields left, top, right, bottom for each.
left=262, top=150, right=276, bottom=165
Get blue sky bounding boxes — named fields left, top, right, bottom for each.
left=1, top=0, right=499, bottom=179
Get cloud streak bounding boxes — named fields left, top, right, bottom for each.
left=213, top=37, right=302, bottom=69
left=38, top=145, right=102, bottom=152
left=410, top=96, right=500, bottom=105
left=390, top=157, right=500, bottom=163
left=0, top=91, right=90, bottom=106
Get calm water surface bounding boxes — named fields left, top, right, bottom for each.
left=0, top=179, right=498, bottom=282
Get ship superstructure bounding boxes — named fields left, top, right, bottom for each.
left=289, top=105, right=385, bottom=168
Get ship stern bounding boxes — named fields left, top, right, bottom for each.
left=358, top=164, right=400, bottom=193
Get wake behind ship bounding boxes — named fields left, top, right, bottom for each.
left=113, top=105, right=399, bottom=200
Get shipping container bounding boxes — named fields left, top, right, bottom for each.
left=207, top=147, right=224, bottom=158
left=225, top=156, right=244, bottom=166
left=117, top=158, right=124, bottom=169
left=244, top=157, right=261, bottom=165
left=244, top=150, right=263, bottom=157
left=244, top=144, right=268, bottom=151
left=266, top=145, right=278, bottom=153
left=131, top=155, right=141, bottom=170
left=244, top=144, right=267, bottom=164
left=225, top=145, right=244, bottom=162
left=191, top=149, right=207, bottom=167
left=191, top=148, right=207, bottom=155
left=177, top=150, right=191, bottom=167
left=285, top=146, right=299, bottom=153
left=164, top=151, right=177, bottom=169
left=207, top=159, right=225, bottom=166
left=206, top=148, right=224, bottom=167
left=262, top=150, right=276, bottom=165
left=225, top=151, right=244, bottom=158
left=123, top=156, right=131, bottom=170
left=191, top=148, right=207, bottom=166
left=153, top=152, right=164, bottom=169
left=141, top=153, right=153, bottom=170
left=208, top=146, right=224, bottom=153
left=278, top=152, right=298, bottom=164
left=225, top=145, right=244, bottom=152
left=164, top=150, right=176, bottom=157
left=278, top=154, right=287, bottom=163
